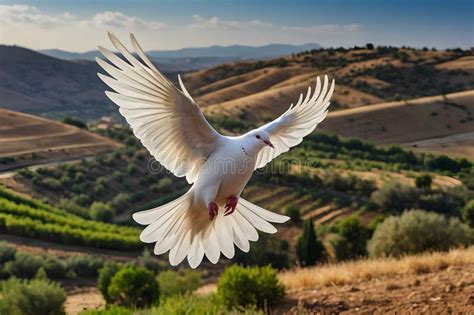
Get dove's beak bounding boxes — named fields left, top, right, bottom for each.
left=264, top=140, right=274, bottom=148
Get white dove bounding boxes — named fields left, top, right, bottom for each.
left=97, top=32, right=335, bottom=268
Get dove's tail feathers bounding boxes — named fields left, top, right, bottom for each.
left=132, top=192, right=290, bottom=269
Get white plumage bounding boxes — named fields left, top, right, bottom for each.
left=97, top=32, right=335, bottom=268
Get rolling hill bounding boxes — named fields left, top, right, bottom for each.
left=2, top=44, right=472, bottom=128
left=319, top=90, right=474, bottom=158
left=0, top=108, right=119, bottom=171
left=177, top=47, right=474, bottom=158
left=185, top=48, right=473, bottom=118
left=0, top=45, right=116, bottom=120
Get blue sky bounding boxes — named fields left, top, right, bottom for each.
left=0, top=0, right=472, bottom=51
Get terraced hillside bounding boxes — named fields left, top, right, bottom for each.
left=179, top=47, right=474, bottom=158
left=320, top=90, right=474, bottom=158
left=180, top=47, right=474, bottom=119
left=0, top=109, right=119, bottom=171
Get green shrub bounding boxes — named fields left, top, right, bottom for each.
left=284, top=205, right=301, bottom=225
left=296, top=220, right=325, bottom=266
left=16, top=168, right=34, bottom=179
left=65, top=255, right=103, bottom=277
left=368, top=209, right=474, bottom=257
left=370, top=182, right=418, bottom=212
left=43, top=256, right=68, bottom=279
left=418, top=191, right=464, bottom=216
left=58, top=198, right=89, bottom=218
left=415, top=174, right=432, bottom=190
left=111, top=193, right=130, bottom=211
left=461, top=200, right=474, bottom=227
left=217, top=265, right=284, bottom=309
left=156, top=269, right=202, bottom=297
left=41, top=178, right=62, bottom=190
left=98, top=262, right=120, bottom=303
left=425, top=155, right=463, bottom=173
left=107, top=266, right=159, bottom=308
left=4, top=252, right=43, bottom=279
left=62, top=115, right=87, bottom=129
left=0, top=277, right=66, bottom=315
left=89, top=202, right=114, bottom=223
left=325, top=233, right=350, bottom=261
left=332, top=216, right=371, bottom=259
left=137, top=249, right=163, bottom=273
left=0, top=242, right=16, bottom=264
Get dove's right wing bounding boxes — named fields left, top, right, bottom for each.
left=97, top=32, right=223, bottom=183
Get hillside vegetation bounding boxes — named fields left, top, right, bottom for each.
left=3, top=121, right=473, bottom=266
left=179, top=46, right=473, bottom=118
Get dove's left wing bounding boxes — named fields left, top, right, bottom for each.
left=254, top=76, right=334, bottom=169
left=97, top=32, right=223, bottom=183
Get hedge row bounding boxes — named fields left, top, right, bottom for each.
left=0, top=187, right=141, bottom=250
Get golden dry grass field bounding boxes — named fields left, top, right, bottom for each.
left=278, top=247, right=474, bottom=313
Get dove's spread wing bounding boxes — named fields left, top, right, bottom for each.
left=97, top=32, right=222, bottom=183
left=254, top=75, right=334, bottom=169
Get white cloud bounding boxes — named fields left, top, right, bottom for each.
left=0, top=4, right=363, bottom=51
left=189, top=14, right=361, bottom=35
left=0, top=5, right=165, bottom=30
left=281, top=23, right=363, bottom=33
left=87, top=11, right=165, bottom=30
left=189, top=14, right=273, bottom=30
left=0, top=4, right=73, bottom=27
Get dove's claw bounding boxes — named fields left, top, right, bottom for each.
left=224, top=196, right=238, bottom=216
left=208, top=201, right=219, bottom=221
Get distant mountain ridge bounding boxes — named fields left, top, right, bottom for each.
left=39, top=43, right=321, bottom=61
left=146, top=43, right=322, bottom=59
left=37, top=48, right=100, bottom=61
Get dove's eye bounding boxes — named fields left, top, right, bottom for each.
left=256, top=135, right=260, bottom=139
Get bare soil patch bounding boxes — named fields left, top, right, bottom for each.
left=283, top=264, right=474, bottom=314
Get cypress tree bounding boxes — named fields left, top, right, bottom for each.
left=296, top=219, right=324, bottom=266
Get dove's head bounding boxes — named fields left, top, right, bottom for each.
left=248, top=130, right=274, bottom=149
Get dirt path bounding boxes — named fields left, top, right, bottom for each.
left=0, top=158, right=85, bottom=178
left=282, top=264, right=474, bottom=314
left=61, top=279, right=105, bottom=315
left=65, top=287, right=104, bottom=315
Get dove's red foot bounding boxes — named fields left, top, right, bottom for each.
left=224, top=196, right=238, bottom=216
left=208, top=201, right=219, bottom=220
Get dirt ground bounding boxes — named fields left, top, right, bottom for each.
left=62, top=279, right=105, bottom=315
left=282, top=264, right=474, bottom=314
left=61, top=263, right=474, bottom=314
